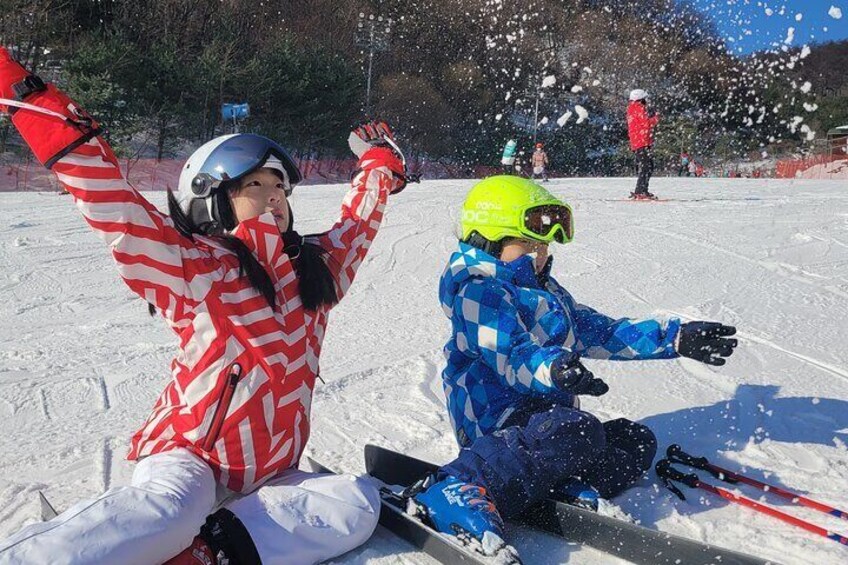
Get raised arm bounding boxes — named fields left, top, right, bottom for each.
left=310, top=125, right=406, bottom=307
left=0, top=49, right=215, bottom=324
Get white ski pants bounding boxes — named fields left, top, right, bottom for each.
left=0, top=449, right=380, bottom=565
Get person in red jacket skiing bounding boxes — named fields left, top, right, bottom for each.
left=0, top=49, right=410, bottom=565
left=627, top=89, right=660, bottom=200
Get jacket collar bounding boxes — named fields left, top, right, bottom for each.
left=231, top=212, right=286, bottom=270
left=457, top=242, right=553, bottom=288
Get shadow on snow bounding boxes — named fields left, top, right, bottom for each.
left=625, top=383, right=848, bottom=528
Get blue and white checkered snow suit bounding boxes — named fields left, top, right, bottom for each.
left=439, top=242, right=681, bottom=447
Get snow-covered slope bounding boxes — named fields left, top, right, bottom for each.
left=1, top=177, right=846, bottom=564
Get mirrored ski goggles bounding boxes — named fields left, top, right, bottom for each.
left=521, top=204, right=574, bottom=244
left=190, top=134, right=303, bottom=199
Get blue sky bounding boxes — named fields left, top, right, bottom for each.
left=691, top=0, right=847, bottom=53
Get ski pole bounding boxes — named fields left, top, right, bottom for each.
left=656, top=459, right=848, bottom=547
left=667, top=444, right=848, bottom=521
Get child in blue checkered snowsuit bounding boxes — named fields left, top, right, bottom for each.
left=413, top=178, right=737, bottom=552
left=431, top=242, right=678, bottom=518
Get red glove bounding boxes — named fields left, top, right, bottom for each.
left=349, top=120, right=413, bottom=193
left=349, top=121, right=401, bottom=159
left=0, top=48, right=101, bottom=168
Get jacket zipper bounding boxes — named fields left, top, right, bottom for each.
left=202, top=363, right=242, bottom=452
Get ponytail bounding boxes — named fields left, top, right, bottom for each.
left=280, top=230, right=340, bottom=311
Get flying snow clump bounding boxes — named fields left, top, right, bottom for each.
left=575, top=105, right=589, bottom=124
left=784, top=27, right=795, bottom=44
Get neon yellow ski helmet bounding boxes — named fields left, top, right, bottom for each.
left=460, top=175, right=573, bottom=244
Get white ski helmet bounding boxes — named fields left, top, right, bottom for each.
left=176, top=133, right=302, bottom=227
left=629, top=89, right=648, bottom=102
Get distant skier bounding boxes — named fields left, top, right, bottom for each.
left=0, top=48, right=413, bottom=564
left=411, top=176, right=738, bottom=555
left=531, top=142, right=550, bottom=181
left=679, top=152, right=691, bottom=176
left=500, top=138, right=517, bottom=174
left=513, top=152, right=528, bottom=176
left=688, top=159, right=698, bottom=177
left=627, top=89, right=660, bottom=200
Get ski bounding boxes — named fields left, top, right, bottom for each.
left=597, top=198, right=675, bottom=203
left=623, top=198, right=672, bottom=202
left=365, top=444, right=771, bottom=565
left=305, top=457, right=499, bottom=564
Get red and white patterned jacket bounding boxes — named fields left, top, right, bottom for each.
left=121, top=148, right=397, bottom=493
left=0, top=50, right=401, bottom=493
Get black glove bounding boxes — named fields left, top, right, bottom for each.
left=551, top=352, right=609, bottom=396
left=676, top=321, right=738, bottom=366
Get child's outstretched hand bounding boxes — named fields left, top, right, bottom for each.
left=551, top=352, right=609, bottom=397
left=676, top=321, right=737, bottom=366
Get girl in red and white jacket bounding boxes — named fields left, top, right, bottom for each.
left=0, top=49, right=408, bottom=565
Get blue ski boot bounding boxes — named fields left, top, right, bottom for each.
left=557, top=479, right=600, bottom=511
left=412, top=474, right=510, bottom=554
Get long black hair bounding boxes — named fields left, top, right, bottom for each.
left=148, top=178, right=339, bottom=315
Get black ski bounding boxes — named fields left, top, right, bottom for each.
left=305, top=457, right=498, bottom=564
left=364, top=444, right=772, bottom=565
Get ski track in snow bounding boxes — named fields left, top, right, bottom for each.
left=2, top=178, right=848, bottom=564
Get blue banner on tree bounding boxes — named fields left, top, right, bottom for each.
left=222, top=103, right=250, bottom=121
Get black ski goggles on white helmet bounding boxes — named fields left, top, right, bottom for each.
left=189, top=134, right=303, bottom=199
